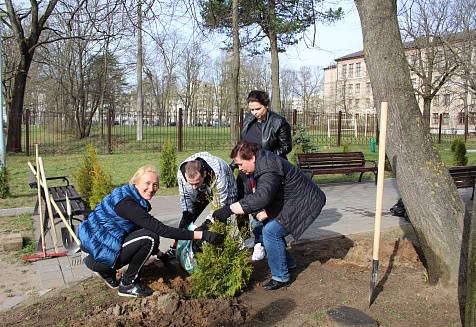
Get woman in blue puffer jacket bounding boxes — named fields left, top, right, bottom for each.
left=79, top=164, right=224, bottom=298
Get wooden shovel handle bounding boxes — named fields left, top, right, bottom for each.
left=372, top=102, right=388, bottom=261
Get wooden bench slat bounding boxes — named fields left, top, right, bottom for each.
left=448, top=166, right=476, bottom=200
left=296, top=151, right=378, bottom=184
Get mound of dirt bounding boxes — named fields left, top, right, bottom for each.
left=0, top=225, right=462, bottom=327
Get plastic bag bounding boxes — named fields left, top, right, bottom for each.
left=176, top=223, right=199, bottom=273
left=251, top=243, right=266, bottom=261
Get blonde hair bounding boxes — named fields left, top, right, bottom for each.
left=129, top=164, right=159, bottom=185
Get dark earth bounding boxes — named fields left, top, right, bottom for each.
left=0, top=225, right=462, bottom=327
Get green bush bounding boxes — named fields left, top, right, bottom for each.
left=452, top=139, right=468, bottom=166
left=159, top=140, right=178, bottom=188
left=189, top=176, right=252, bottom=298
left=190, top=221, right=252, bottom=298
left=74, top=144, right=113, bottom=209
left=0, top=163, right=10, bottom=199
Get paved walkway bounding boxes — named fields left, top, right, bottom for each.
left=3, top=178, right=471, bottom=309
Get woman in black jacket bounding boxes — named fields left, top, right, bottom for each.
left=236, top=90, right=293, bottom=249
left=214, top=141, right=326, bottom=290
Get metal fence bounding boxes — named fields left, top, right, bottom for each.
left=22, top=109, right=475, bottom=156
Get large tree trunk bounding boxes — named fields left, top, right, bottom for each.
left=5, top=0, right=59, bottom=153
left=229, top=0, right=240, bottom=146
left=7, top=54, right=32, bottom=152
left=355, top=0, right=468, bottom=285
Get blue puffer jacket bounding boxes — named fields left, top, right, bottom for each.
left=78, top=184, right=151, bottom=268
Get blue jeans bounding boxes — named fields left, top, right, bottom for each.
left=262, top=219, right=296, bottom=282
left=251, top=219, right=263, bottom=244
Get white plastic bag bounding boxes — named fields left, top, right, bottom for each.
left=251, top=243, right=266, bottom=261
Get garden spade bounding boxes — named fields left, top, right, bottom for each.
left=60, top=194, right=80, bottom=253
left=369, top=102, right=388, bottom=306
left=50, top=195, right=81, bottom=254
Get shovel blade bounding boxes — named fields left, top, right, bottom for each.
left=61, top=225, right=80, bottom=254
left=368, top=259, right=379, bottom=306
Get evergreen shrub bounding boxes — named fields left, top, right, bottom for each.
left=159, top=140, right=178, bottom=188
left=189, top=177, right=252, bottom=298
left=74, top=144, right=113, bottom=209
left=0, top=163, right=10, bottom=199
left=452, top=139, right=468, bottom=166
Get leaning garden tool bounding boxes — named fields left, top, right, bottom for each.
left=369, top=102, right=388, bottom=306
left=50, top=194, right=81, bottom=254
left=59, top=194, right=81, bottom=253
left=23, top=148, right=67, bottom=260
left=38, top=156, right=61, bottom=253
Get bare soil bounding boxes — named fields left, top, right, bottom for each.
left=0, top=225, right=462, bottom=327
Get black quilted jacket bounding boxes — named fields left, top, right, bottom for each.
left=238, top=149, right=326, bottom=240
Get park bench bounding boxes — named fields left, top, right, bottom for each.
left=448, top=165, right=476, bottom=200
left=295, top=151, right=378, bottom=184
left=29, top=169, right=90, bottom=250
left=29, top=170, right=90, bottom=217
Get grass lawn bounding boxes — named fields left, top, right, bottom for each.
left=1, top=142, right=475, bottom=210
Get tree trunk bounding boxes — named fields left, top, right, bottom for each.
left=422, top=96, right=431, bottom=125
left=5, top=0, right=59, bottom=153
left=267, top=0, right=281, bottom=112
left=355, top=0, right=467, bottom=285
left=465, top=203, right=476, bottom=326
left=6, top=53, right=32, bottom=152
left=229, top=0, right=240, bottom=146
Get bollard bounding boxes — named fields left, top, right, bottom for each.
left=370, top=139, right=376, bottom=153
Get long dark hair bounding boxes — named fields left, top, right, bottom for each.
left=230, top=140, right=261, bottom=160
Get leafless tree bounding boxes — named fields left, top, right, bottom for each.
left=399, top=0, right=461, bottom=125
left=356, top=0, right=468, bottom=291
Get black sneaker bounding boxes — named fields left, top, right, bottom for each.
left=262, top=278, right=290, bottom=291
left=164, top=246, right=176, bottom=259
left=94, top=272, right=119, bottom=289
left=118, top=281, right=154, bottom=298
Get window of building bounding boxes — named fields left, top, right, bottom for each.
left=356, top=63, right=361, bottom=77
left=471, top=93, right=476, bottom=105
left=458, top=112, right=465, bottom=124
left=366, top=82, right=371, bottom=93
left=355, top=99, right=360, bottom=109
left=442, top=113, right=449, bottom=125
left=349, top=63, right=354, bottom=78
left=355, top=83, right=361, bottom=93
left=348, top=84, right=353, bottom=94
left=432, top=113, right=439, bottom=125
left=444, top=94, right=451, bottom=106
left=411, top=78, right=418, bottom=89
left=366, top=98, right=371, bottom=108
left=342, top=64, right=347, bottom=78
left=434, top=95, right=439, bottom=106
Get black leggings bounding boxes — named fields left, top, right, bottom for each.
left=83, top=229, right=159, bottom=283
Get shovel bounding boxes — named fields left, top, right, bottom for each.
left=60, top=195, right=81, bottom=253
left=369, top=102, right=388, bottom=306
left=49, top=196, right=81, bottom=254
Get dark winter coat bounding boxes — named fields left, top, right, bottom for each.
left=238, top=149, right=326, bottom=240
left=241, top=110, right=292, bottom=159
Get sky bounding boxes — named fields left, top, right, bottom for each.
left=281, top=3, right=363, bottom=69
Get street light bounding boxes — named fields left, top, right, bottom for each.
left=0, top=16, right=6, bottom=168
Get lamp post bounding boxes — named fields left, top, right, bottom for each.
left=0, top=18, right=6, bottom=168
